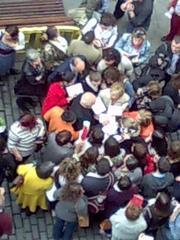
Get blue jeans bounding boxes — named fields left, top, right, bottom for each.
left=53, top=217, right=77, bottom=240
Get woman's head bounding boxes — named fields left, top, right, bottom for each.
left=121, top=117, right=141, bottom=137
left=132, top=143, right=147, bottom=168
left=157, top=157, right=170, bottom=173
left=110, top=82, right=125, bottom=102
left=126, top=155, right=139, bottom=171
left=117, top=176, right=132, bottom=190
left=60, top=182, right=84, bottom=202
left=89, top=70, right=102, bottom=89
left=147, top=81, right=162, bottom=99
left=102, top=67, right=123, bottom=88
left=26, top=48, right=41, bottom=65
left=103, top=48, right=121, bottom=67
left=132, top=28, right=146, bottom=47
left=36, top=161, right=55, bottom=179
left=125, top=204, right=142, bottom=221
left=96, top=157, right=111, bottom=176
left=80, top=146, right=99, bottom=169
left=89, top=127, right=104, bottom=146
left=154, top=192, right=172, bottom=217
left=19, top=113, right=37, bottom=130
left=168, top=140, right=180, bottom=161
left=59, top=158, right=81, bottom=182
left=104, top=136, right=120, bottom=158
left=55, top=130, right=72, bottom=146
left=61, top=71, right=76, bottom=87
left=100, top=13, right=116, bottom=28
left=138, top=109, right=152, bottom=127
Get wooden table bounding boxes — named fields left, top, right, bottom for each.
left=0, top=0, right=74, bottom=27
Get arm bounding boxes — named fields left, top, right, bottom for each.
left=81, top=18, right=98, bottom=35
left=115, top=34, right=130, bottom=55
left=15, top=32, right=25, bottom=51
left=138, top=41, right=151, bottom=64
left=105, top=26, right=118, bottom=48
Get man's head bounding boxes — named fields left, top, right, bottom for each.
left=61, top=109, right=77, bottom=124
left=96, top=157, right=111, bottom=176
left=100, top=13, right=116, bottom=29
left=102, top=67, right=123, bottom=88
left=82, top=31, right=95, bottom=45
left=55, top=130, right=72, bottom=146
left=5, top=25, right=19, bottom=41
left=89, top=71, right=102, bottom=89
left=80, top=92, right=96, bottom=109
left=72, top=57, right=85, bottom=73
left=157, top=157, right=171, bottom=174
left=104, top=48, right=121, bottom=66
left=171, top=35, right=180, bottom=54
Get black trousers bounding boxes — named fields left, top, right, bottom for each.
left=113, top=0, right=125, bottom=19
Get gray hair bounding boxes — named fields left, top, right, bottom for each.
left=26, top=48, right=40, bottom=61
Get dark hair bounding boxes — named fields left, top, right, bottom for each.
left=61, top=71, right=75, bottom=83
left=19, top=113, right=37, bottom=129
left=46, top=26, right=58, bottom=40
left=104, top=48, right=121, bottom=66
left=60, top=182, right=83, bottom=201
left=117, top=176, right=132, bottom=190
left=80, top=146, right=99, bottom=169
left=5, top=25, right=19, bottom=40
left=96, top=157, right=111, bottom=176
left=126, top=156, right=139, bottom=171
left=100, top=13, right=116, bottom=27
left=171, top=73, right=180, bottom=90
left=82, top=31, right=95, bottom=44
left=133, top=143, right=147, bottom=168
left=154, top=192, right=172, bottom=217
left=88, top=127, right=104, bottom=146
left=61, top=110, right=77, bottom=123
left=168, top=140, right=180, bottom=160
left=157, top=157, right=170, bottom=173
left=55, top=130, right=72, bottom=146
left=89, top=70, right=102, bottom=83
left=173, top=35, right=180, bottom=44
left=104, top=136, right=120, bottom=158
left=102, top=67, right=123, bottom=87
left=132, top=27, right=146, bottom=39
left=36, top=161, right=55, bottom=179
left=0, top=137, right=6, bottom=153
left=151, top=129, right=168, bottom=157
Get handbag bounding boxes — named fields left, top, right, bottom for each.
left=77, top=214, right=89, bottom=228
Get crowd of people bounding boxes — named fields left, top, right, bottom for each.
left=0, top=0, right=180, bottom=240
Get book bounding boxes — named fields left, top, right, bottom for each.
left=66, top=83, right=84, bottom=98
left=129, top=194, right=144, bottom=208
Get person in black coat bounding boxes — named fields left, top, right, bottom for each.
left=47, top=56, right=86, bottom=83
left=155, top=35, right=180, bottom=80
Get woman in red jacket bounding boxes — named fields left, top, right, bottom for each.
left=42, top=71, right=75, bottom=116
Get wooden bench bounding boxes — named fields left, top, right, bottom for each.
left=0, top=0, right=74, bottom=27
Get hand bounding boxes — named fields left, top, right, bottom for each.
left=126, top=3, right=134, bottom=12
left=15, top=153, right=23, bottom=162
left=36, top=75, right=42, bottom=81
left=137, top=88, right=144, bottom=96
left=93, top=39, right=103, bottom=48
left=131, top=57, right=139, bottom=64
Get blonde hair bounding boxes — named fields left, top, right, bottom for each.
left=80, top=92, right=96, bottom=108
left=138, top=110, right=152, bottom=127
left=59, top=158, right=81, bottom=182
left=110, top=82, right=124, bottom=98
left=121, top=117, right=141, bottom=137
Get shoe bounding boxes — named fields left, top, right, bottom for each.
left=161, top=36, right=167, bottom=42
left=9, top=68, right=20, bottom=75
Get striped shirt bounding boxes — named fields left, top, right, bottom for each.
left=7, top=118, right=45, bottom=157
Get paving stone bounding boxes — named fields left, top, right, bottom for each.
left=40, top=232, right=48, bottom=240
left=31, top=225, right=40, bottom=240
left=9, top=235, right=17, bottom=240
left=23, top=218, right=31, bottom=232
left=25, top=232, right=33, bottom=240
left=30, top=214, right=38, bottom=225
left=38, top=218, right=46, bottom=232
left=14, top=214, right=23, bottom=229
left=45, top=212, right=53, bottom=225
left=15, top=229, right=25, bottom=240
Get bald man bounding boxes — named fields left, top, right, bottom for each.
left=70, top=92, right=97, bottom=130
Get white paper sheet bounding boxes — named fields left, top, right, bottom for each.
left=66, top=83, right=84, bottom=98
left=92, top=97, right=106, bottom=115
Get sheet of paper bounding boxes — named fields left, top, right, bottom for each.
left=66, top=83, right=84, bottom=98
left=107, top=105, right=123, bottom=116
left=92, top=97, right=106, bottom=115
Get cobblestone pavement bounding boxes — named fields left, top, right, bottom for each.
left=0, top=0, right=170, bottom=239
left=0, top=61, right=104, bottom=240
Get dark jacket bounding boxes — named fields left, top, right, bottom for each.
left=14, top=59, right=46, bottom=96
left=155, top=42, right=180, bottom=75
left=128, top=0, right=154, bottom=29
left=163, top=81, right=180, bottom=106
left=141, top=172, right=174, bottom=199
